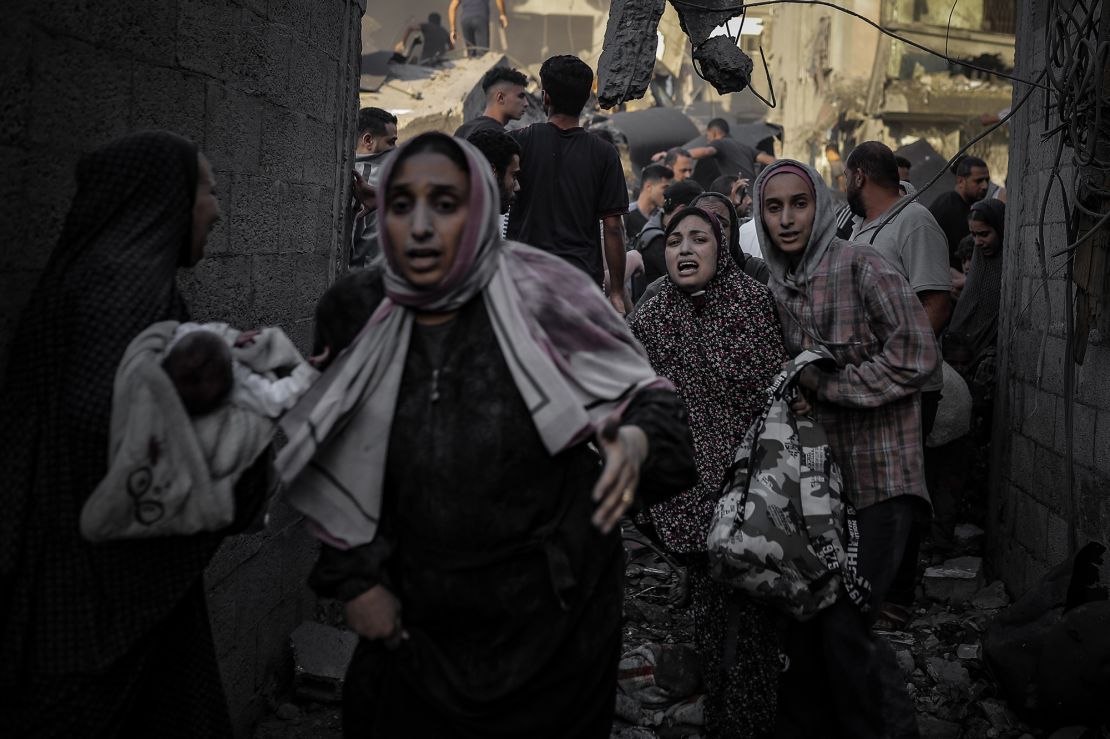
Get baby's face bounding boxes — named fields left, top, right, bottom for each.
left=163, top=332, right=233, bottom=416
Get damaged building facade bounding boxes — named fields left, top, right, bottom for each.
left=592, top=0, right=1015, bottom=187
left=754, top=0, right=1016, bottom=186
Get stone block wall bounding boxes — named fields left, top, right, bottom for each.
left=991, top=0, right=1110, bottom=596
left=0, top=1, right=364, bottom=735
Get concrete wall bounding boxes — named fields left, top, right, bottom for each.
left=991, top=0, right=1110, bottom=595
left=0, top=0, right=364, bottom=734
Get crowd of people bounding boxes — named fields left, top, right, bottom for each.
left=0, top=49, right=1009, bottom=739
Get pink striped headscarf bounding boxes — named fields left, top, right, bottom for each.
left=276, top=132, right=670, bottom=548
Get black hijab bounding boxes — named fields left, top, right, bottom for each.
left=946, top=199, right=1005, bottom=364
left=0, top=131, right=227, bottom=675
left=692, top=190, right=772, bottom=285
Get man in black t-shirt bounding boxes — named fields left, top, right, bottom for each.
left=686, top=118, right=775, bottom=183
left=397, top=13, right=452, bottom=63
left=454, top=66, right=529, bottom=140
left=507, top=55, right=630, bottom=314
left=928, top=155, right=990, bottom=268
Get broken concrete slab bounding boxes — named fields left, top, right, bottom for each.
left=290, top=621, right=358, bottom=703
left=979, top=697, right=1019, bottom=732
left=895, top=648, right=916, bottom=676
left=971, top=580, right=1010, bottom=610
left=954, top=522, right=985, bottom=545
left=691, top=36, right=753, bottom=95
left=596, top=0, right=667, bottom=109
left=956, top=643, right=982, bottom=660
left=926, top=656, right=972, bottom=691
left=923, top=556, right=985, bottom=604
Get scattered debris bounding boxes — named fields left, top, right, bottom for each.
left=972, top=581, right=1011, bottom=610
left=957, top=642, right=983, bottom=660
left=924, top=555, right=985, bottom=604
left=691, top=37, right=753, bottom=95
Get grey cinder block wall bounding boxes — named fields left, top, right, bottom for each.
left=0, top=0, right=365, bottom=734
left=992, top=1, right=1110, bottom=595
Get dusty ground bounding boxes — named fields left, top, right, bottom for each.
left=254, top=522, right=1065, bottom=739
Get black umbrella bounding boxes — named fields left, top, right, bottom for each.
left=895, top=139, right=955, bottom=207
left=731, top=121, right=783, bottom=154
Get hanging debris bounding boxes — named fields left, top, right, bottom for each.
left=670, top=0, right=739, bottom=46
left=692, top=36, right=754, bottom=95
left=596, top=0, right=668, bottom=109
left=597, top=0, right=754, bottom=108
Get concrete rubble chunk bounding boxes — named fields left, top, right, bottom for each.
left=290, top=621, right=359, bottom=703
left=979, top=698, right=1019, bottom=731
left=954, top=522, right=985, bottom=545
left=926, top=656, right=972, bottom=690
left=596, top=0, right=667, bottom=109
left=669, top=0, right=739, bottom=45
left=691, top=37, right=753, bottom=95
left=923, top=556, right=985, bottom=604
left=956, top=642, right=982, bottom=660
left=971, top=580, right=1010, bottom=610
left=895, top=648, right=916, bottom=676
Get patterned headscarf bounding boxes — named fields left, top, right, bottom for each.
left=277, top=132, right=669, bottom=548
left=629, top=207, right=786, bottom=553
left=0, top=131, right=225, bottom=675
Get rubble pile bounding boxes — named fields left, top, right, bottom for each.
left=613, top=525, right=703, bottom=739
left=255, top=522, right=1101, bottom=739
left=610, top=520, right=1102, bottom=739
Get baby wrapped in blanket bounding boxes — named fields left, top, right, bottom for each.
left=80, top=321, right=318, bottom=542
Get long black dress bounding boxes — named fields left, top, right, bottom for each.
left=0, top=132, right=267, bottom=737
left=311, top=293, right=696, bottom=738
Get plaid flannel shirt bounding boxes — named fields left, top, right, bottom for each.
left=772, top=240, right=938, bottom=510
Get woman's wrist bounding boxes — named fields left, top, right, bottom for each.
left=619, top=425, right=649, bottom=468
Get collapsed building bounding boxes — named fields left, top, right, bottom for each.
left=596, top=0, right=1017, bottom=197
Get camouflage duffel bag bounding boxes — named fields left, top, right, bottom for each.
left=707, top=348, right=871, bottom=621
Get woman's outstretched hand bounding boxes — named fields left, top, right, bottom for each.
left=345, top=584, right=408, bottom=649
left=592, top=421, right=649, bottom=534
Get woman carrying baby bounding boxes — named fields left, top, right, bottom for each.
left=0, top=131, right=266, bottom=736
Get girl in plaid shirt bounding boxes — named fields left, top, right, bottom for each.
left=753, top=161, right=937, bottom=739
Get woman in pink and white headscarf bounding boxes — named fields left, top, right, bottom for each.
left=278, top=132, right=696, bottom=738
